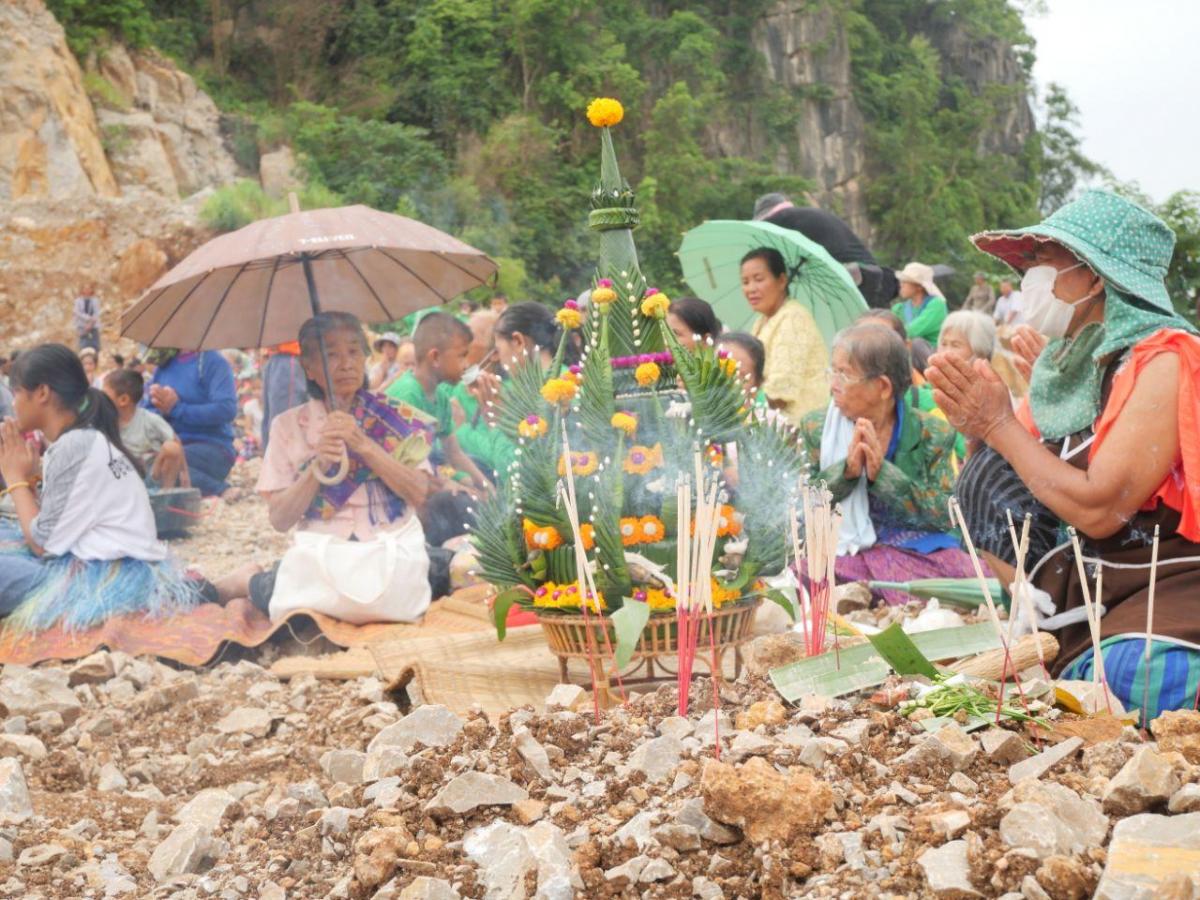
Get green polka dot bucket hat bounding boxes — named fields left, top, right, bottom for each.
left=971, top=189, right=1175, bottom=313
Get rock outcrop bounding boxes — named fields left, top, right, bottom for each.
left=95, top=44, right=237, bottom=197
left=0, top=0, right=120, bottom=203
left=713, top=0, right=1035, bottom=242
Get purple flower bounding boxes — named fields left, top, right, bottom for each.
left=597, top=278, right=613, bottom=288
left=644, top=287, right=659, bottom=296
left=564, top=299, right=579, bottom=310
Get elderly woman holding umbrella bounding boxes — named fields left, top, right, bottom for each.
left=252, top=312, right=436, bottom=618
left=927, top=190, right=1200, bottom=722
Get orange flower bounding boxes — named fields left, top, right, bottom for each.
left=634, top=361, right=661, bottom=387
left=558, top=451, right=599, bottom=477
left=586, top=97, right=624, bottom=128
left=624, top=443, right=663, bottom=475
left=611, top=411, right=638, bottom=437
left=526, top=524, right=563, bottom=551
left=638, top=515, right=665, bottom=543
left=711, top=579, right=741, bottom=608
left=518, top=415, right=548, bottom=439
left=619, top=517, right=640, bottom=547
left=716, top=504, right=742, bottom=538
left=718, top=356, right=739, bottom=377
left=579, top=523, right=595, bottom=551
left=541, top=378, right=577, bottom=406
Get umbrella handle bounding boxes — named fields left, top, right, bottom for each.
left=313, top=448, right=350, bottom=486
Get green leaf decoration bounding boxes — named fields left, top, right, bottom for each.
left=867, top=624, right=940, bottom=678
left=611, top=599, right=650, bottom=668
left=658, top=319, right=747, bottom=444
left=578, top=309, right=617, bottom=454
left=735, top=418, right=807, bottom=577
left=492, top=586, right=527, bottom=641
left=763, top=588, right=799, bottom=623
left=496, top=353, right=551, bottom=443
left=590, top=449, right=631, bottom=605
left=469, top=482, right=534, bottom=590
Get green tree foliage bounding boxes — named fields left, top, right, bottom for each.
left=847, top=1, right=1040, bottom=271
left=1038, top=82, right=1105, bottom=214
left=47, top=0, right=154, bottom=55
left=58, top=0, right=1066, bottom=299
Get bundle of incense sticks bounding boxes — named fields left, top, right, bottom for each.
left=559, top=426, right=627, bottom=719
left=675, top=453, right=723, bottom=718
left=1067, top=527, right=1113, bottom=715
left=1005, top=511, right=1051, bottom=680
left=948, top=499, right=1033, bottom=724
left=792, top=484, right=840, bottom=657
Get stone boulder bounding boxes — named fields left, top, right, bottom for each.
left=259, top=146, right=301, bottom=197
left=700, top=756, right=833, bottom=843
left=96, top=43, right=237, bottom=196
left=114, top=237, right=167, bottom=297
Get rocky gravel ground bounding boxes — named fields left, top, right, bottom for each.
left=1, top=643, right=1199, bottom=899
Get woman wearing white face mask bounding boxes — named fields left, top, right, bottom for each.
left=925, top=190, right=1200, bottom=724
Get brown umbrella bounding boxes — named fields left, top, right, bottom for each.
left=120, top=200, right=496, bottom=351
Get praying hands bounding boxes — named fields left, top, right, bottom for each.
left=844, top=418, right=884, bottom=482
left=924, top=352, right=1014, bottom=441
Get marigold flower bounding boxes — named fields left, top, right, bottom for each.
left=716, top=504, right=742, bottom=538
left=634, top=361, right=661, bottom=387
left=579, top=523, right=595, bottom=551
left=619, top=517, right=640, bottom=547
left=591, top=286, right=617, bottom=306
left=624, top=443, right=663, bottom=476
left=706, top=444, right=724, bottom=467
left=639, top=515, right=666, bottom=543
left=640, top=291, right=670, bottom=319
left=518, top=415, right=548, bottom=439
left=540, top=377, right=577, bottom=406
left=555, top=306, right=583, bottom=330
left=586, top=97, right=624, bottom=128
left=718, top=356, right=739, bottom=377
left=711, top=578, right=741, bottom=608
left=558, top=451, right=599, bottom=477
left=527, top=525, right=563, bottom=551
left=645, top=588, right=674, bottom=611
left=610, top=411, right=638, bottom=437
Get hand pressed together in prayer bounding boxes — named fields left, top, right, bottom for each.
left=1009, top=325, right=1048, bottom=383
left=468, top=370, right=503, bottom=416
left=925, top=352, right=1014, bottom=441
left=0, top=418, right=39, bottom=485
left=844, top=418, right=884, bottom=482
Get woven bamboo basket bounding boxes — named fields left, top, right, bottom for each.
left=536, top=597, right=761, bottom=684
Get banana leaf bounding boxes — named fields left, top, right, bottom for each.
left=868, top=577, right=1007, bottom=610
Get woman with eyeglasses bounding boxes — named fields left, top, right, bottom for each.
left=741, top=248, right=829, bottom=426
left=796, top=322, right=978, bottom=604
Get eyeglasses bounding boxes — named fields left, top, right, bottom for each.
left=826, top=367, right=869, bottom=387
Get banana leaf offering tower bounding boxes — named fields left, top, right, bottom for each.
left=471, top=98, right=808, bottom=675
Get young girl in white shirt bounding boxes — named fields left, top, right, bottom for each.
left=0, top=345, right=251, bottom=630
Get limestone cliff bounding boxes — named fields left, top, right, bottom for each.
left=0, top=0, right=238, bottom=348
left=713, top=0, right=1035, bottom=241
left=0, top=0, right=120, bottom=203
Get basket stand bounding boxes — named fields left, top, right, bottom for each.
left=536, top=598, right=761, bottom=686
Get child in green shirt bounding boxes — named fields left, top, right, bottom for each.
left=386, top=313, right=491, bottom=491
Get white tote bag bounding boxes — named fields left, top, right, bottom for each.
left=269, top=517, right=431, bottom=624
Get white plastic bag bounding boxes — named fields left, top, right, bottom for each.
left=269, top=517, right=431, bottom=624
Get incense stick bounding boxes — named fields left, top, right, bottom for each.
left=1067, top=527, right=1112, bottom=714
left=1141, top=525, right=1160, bottom=726
left=949, top=498, right=1031, bottom=722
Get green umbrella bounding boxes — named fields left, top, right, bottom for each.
left=869, top=578, right=1008, bottom=610
left=677, top=219, right=867, bottom=345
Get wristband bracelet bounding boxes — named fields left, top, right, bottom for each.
left=0, top=481, right=32, bottom=499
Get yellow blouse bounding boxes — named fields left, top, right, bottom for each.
left=751, top=300, right=830, bottom=426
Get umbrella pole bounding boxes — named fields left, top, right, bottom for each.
left=301, top=251, right=349, bottom=486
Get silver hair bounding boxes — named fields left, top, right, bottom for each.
left=940, top=310, right=996, bottom=361
left=831, top=323, right=912, bottom=399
